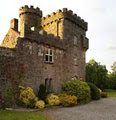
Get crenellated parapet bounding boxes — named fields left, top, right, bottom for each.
left=22, top=30, right=65, bottom=50
left=19, top=5, right=42, bottom=37
left=19, top=5, right=42, bottom=17
left=41, top=8, right=87, bottom=31
left=0, top=47, right=15, bottom=57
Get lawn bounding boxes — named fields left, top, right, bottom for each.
left=0, top=110, right=47, bottom=120
left=105, top=89, right=116, bottom=97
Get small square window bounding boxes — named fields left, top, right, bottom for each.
left=74, top=58, right=77, bottom=65
left=31, top=26, right=35, bottom=31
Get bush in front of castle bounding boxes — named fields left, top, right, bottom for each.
left=62, top=79, right=91, bottom=104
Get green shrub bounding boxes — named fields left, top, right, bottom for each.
left=19, top=87, right=38, bottom=108
left=38, top=84, right=52, bottom=102
left=87, top=83, right=101, bottom=100
left=62, top=80, right=91, bottom=104
left=59, top=93, right=77, bottom=107
left=38, top=84, right=48, bottom=101
left=47, top=94, right=61, bottom=106
left=5, top=87, right=21, bottom=107
left=35, top=100, right=45, bottom=109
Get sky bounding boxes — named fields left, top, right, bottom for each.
left=0, top=0, right=116, bottom=72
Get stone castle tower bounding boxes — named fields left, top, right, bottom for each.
left=0, top=5, right=89, bottom=95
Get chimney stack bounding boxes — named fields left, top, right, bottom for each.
left=10, top=18, right=18, bottom=31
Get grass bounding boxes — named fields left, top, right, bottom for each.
left=0, top=110, right=47, bottom=120
left=105, top=89, right=116, bottom=97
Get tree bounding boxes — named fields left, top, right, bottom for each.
left=107, top=73, right=116, bottom=89
left=86, top=59, right=108, bottom=90
left=107, top=61, right=116, bottom=89
left=111, top=62, right=116, bottom=73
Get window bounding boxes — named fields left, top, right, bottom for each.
left=45, top=78, right=48, bottom=86
left=82, top=35, right=88, bottom=49
left=45, top=49, right=54, bottom=62
left=74, top=36, right=78, bottom=45
left=74, top=58, right=77, bottom=65
left=31, top=26, right=35, bottom=31
left=45, top=78, right=52, bottom=89
left=49, top=78, right=52, bottom=88
left=71, top=76, right=78, bottom=80
left=29, top=45, right=32, bottom=54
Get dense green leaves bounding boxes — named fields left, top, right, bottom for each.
left=86, top=59, right=116, bottom=90
left=111, top=62, right=116, bottom=73
left=38, top=84, right=48, bottom=101
left=87, top=83, right=101, bottom=100
left=86, top=59, right=108, bottom=90
left=107, top=72, right=116, bottom=89
left=62, top=80, right=91, bottom=104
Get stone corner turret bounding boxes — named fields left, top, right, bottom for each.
left=19, top=5, right=43, bottom=37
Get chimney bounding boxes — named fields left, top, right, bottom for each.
left=10, top=18, right=18, bottom=31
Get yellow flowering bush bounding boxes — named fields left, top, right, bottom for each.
left=19, top=87, right=38, bottom=107
left=98, top=89, right=107, bottom=98
left=59, top=93, right=77, bottom=107
left=47, top=94, right=61, bottom=106
left=35, top=100, right=45, bottom=109
left=98, top=89, right=102, bottom=95
left=101, top=91, right=107, bottom=98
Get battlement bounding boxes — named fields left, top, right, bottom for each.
left=41, top=8, right=87, bottom=30
left=0, top=47, right=15, bottom=57
left=19, top=5, right=42, bottom=17
left=21, top=30, right=65, bottom=50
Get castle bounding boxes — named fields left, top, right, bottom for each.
left=0, top=5, right=89, bottom=95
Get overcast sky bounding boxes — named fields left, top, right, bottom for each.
left=0, top=0, right=116, bottom=71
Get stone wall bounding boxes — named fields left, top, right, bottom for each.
left=1, top=28, right=19, bottom=48
left=16, top=37, right=65, bottom=94
left=0, top=48, right=15, bottom=95
left=0, top=47, right=26, bottom=96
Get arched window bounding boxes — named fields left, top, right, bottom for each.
left=45, top=78, right=48, bottom=86
left=45, top=78, right=52, bottom=88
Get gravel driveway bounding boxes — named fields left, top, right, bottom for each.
left=42, top=98, right=116, bottom=120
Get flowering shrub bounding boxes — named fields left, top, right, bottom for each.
left=101, top=91, right=107, bottom=98
left=35, top=100, right=45, bottom=109
left=19, top=87, right=38, bottom=108
left=98, top=89, right=102, bottom=95
left=59, top=93, right=77, bottom=107
left=62, top=80, right=91, bottom=104
left=98, top=88, right=107, bottom=98
left=47, top=94, right=61, bottom=106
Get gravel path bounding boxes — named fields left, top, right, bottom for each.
left=42, top=98, right=116, bottom=120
